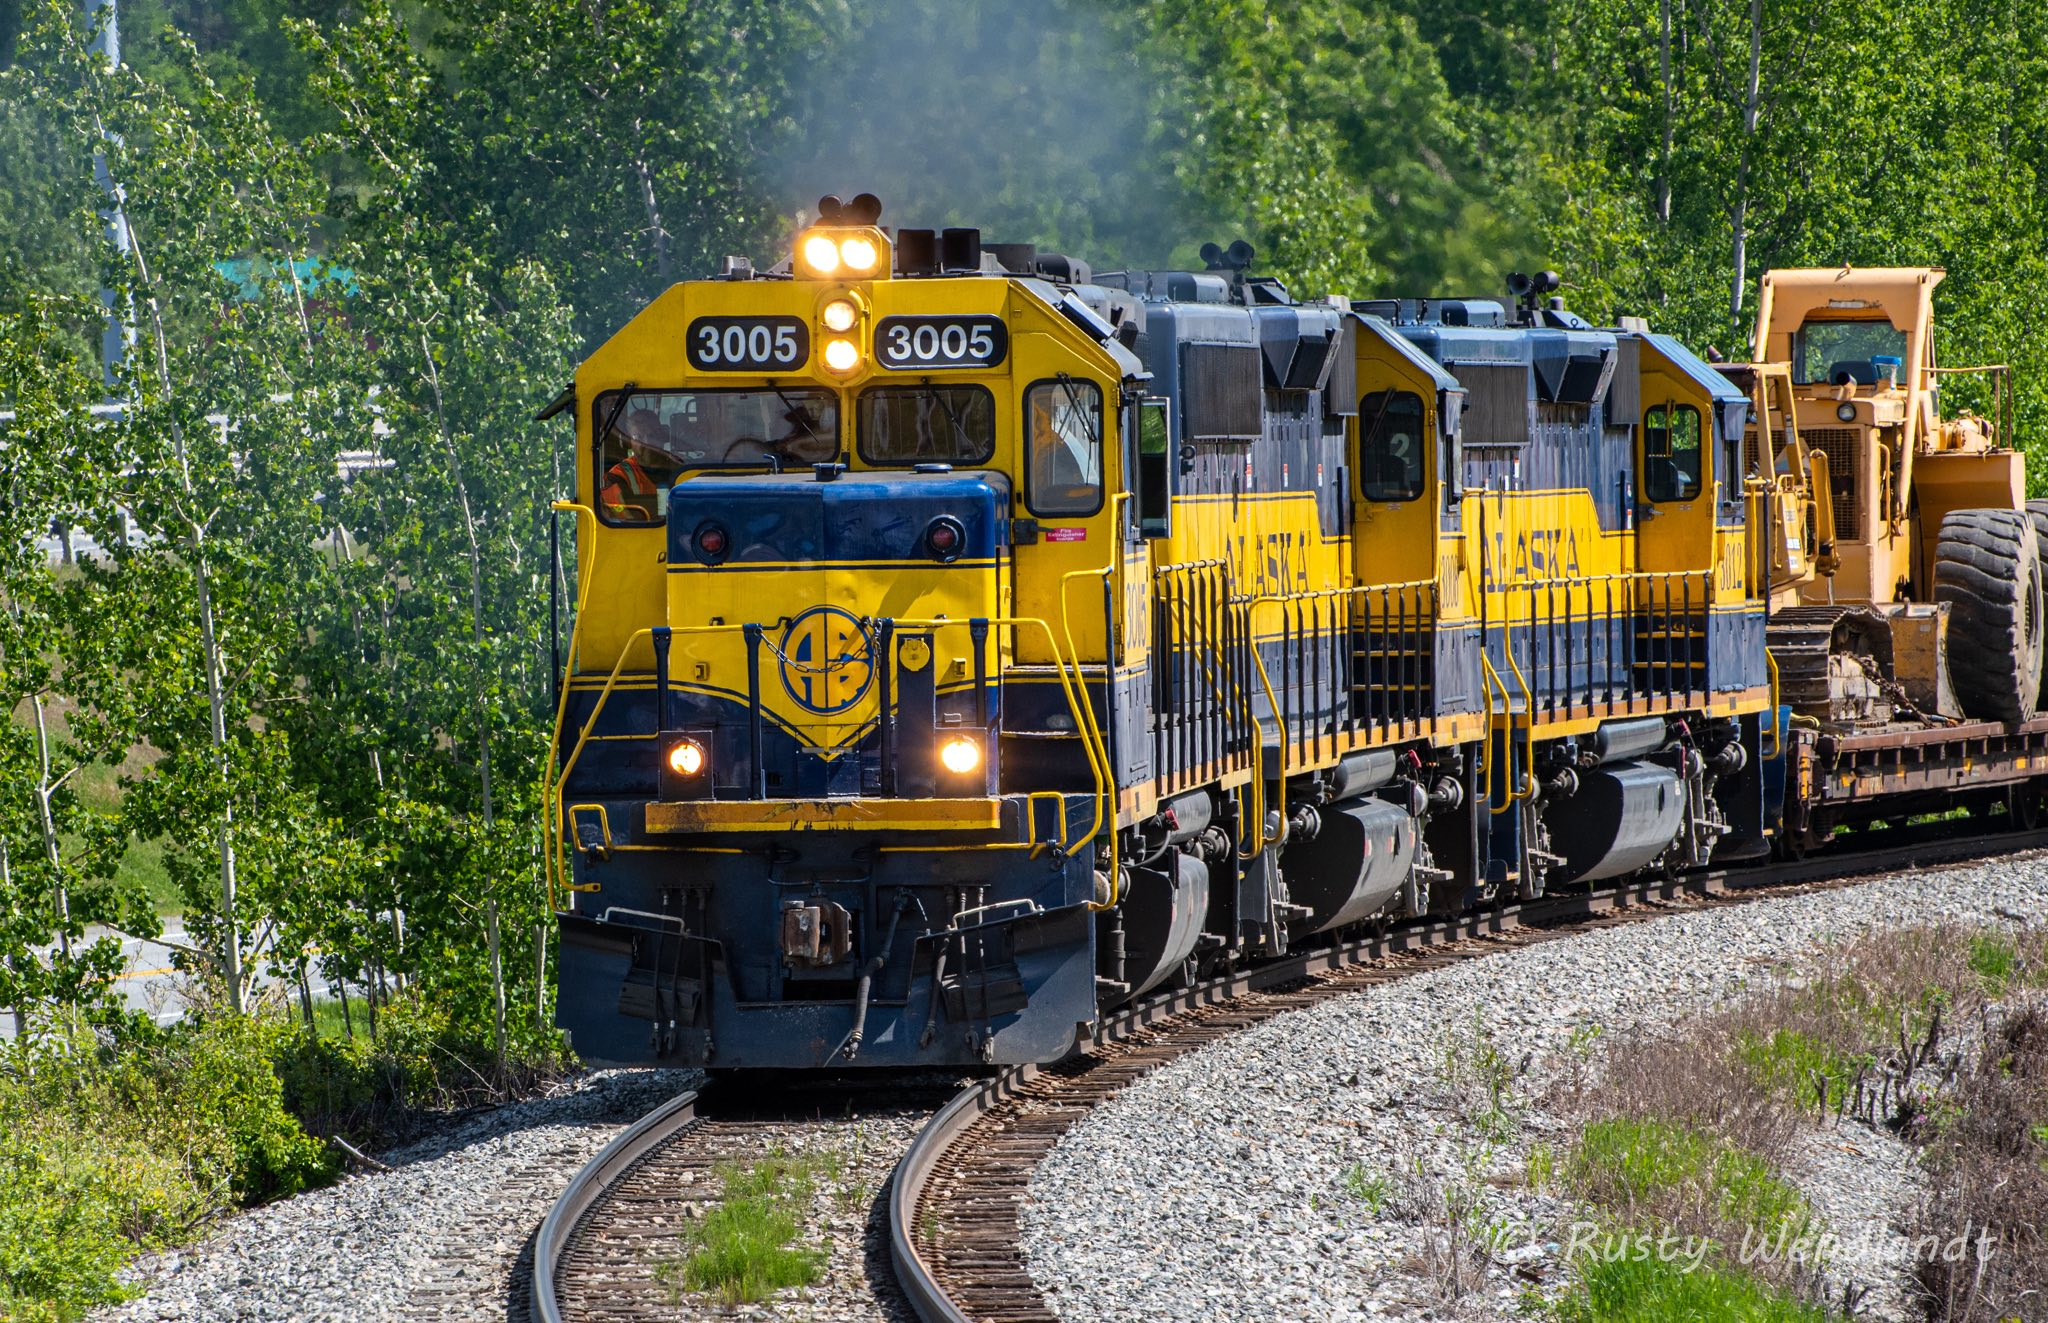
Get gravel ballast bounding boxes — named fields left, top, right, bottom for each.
left=1020, top=855, right=2048, bottom=1322
left=95, top=1069, right=700, bottom=1323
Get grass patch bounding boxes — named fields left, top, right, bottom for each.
left=1732, top=1027, right=1871, bottom=1114
left=1566, top=1117, right=1812, bottom=1244
left=1966, top=932, right=2018, bottom=990
left=657, top=1151, right=826, bottom=1306
left=1550, top=1246, right=1831, bottom=1323
left=1342, top=1162, right=1392, bottom=1215
left=1441, top=1010, right=1523, bottom=1142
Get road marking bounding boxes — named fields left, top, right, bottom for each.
left=117, top=965, right=176, bottom=981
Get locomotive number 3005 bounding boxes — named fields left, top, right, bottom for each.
left=875, top=315, right=1009, bottom=370
left=687, top=316, right=809, bottom=372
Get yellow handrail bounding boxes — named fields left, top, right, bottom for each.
left=1056, top=567, right=1121, bottom=906
left=1239, top=578, right=1438, bottom=854
left=549, top=625, right=654, bottom=899
left=882, top=613, right=1111, bottom=867
left=1761, top=650, right=1782, bottom=759
left=1500, top=634, right=1538, bottom=804
left=543, top=501, right=598, bottom=914
left=1479, top=654, right=1512, bottom=816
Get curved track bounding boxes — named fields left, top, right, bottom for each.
left=525, top=821, right=2048, bottom=1323
left=885, top=824, right=2048, bottom=1323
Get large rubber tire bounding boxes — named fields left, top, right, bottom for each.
left=2026, top=499, right=2048, bottom=698
left=1934, top=508, right=2045, bottom=724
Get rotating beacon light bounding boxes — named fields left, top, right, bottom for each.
left=794, top=193, right=892, bottom=281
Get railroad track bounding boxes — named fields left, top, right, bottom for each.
left=886, top=822, right=2048, bottom=1323
left=526, top=821, right=2047, bottom=1323
left=529, top=1075, right=952, bottom=1323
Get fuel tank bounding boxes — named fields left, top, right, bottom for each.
left=1119, top=850, right=1211, bottom=998
left=1282, top=796, right=1417, bottom=933
left=1545, top=759, right=1687, bottom=885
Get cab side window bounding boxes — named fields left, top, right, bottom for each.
left=1644, top=403, right=1703, bottom=503
left=1025, top=378, right=1104, bottom=516
left=1358, top=390, right=1426, bottom=502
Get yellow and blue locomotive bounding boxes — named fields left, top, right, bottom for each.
left=543, top=197, right=1769, bottom=1069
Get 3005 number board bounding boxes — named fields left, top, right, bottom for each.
left=687, top=316, right=808, bottom=372
left=875, top=315, right=1008, bottom=371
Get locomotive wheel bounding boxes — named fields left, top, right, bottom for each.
left=1934, top=508, right=2045, bottom=724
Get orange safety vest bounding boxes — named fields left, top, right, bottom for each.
left=601, top=455, right=658, bottom=520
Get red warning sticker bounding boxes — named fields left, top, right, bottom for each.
left=1044, top=526, right=1088, bottom=543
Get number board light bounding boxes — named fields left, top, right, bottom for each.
left=687, top=316, right=809, bottom=373
left=874, top=315, right=1009, bottom=371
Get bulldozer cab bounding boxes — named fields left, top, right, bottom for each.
left=1752, top=267, right=2041, bottom=728
left=1753, top=267, right=2018, bottom=603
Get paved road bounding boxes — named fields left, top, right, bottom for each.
left=1, top=923, right=332, bottom=1038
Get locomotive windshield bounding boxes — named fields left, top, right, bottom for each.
left=592, top=388, right=838, bottom=524
left=1791, top=319, right=1907, bottom=386
left=856, top=384, right=996, bottom=465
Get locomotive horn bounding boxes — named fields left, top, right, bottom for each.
left=847, top=192, right=883, bottom=224
left=816, top=194, right=845, bottom=221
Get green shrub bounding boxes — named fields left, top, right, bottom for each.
left=1966, top=933, right=2019, bottom=990
left=0, top=1034, right=213, bottom=1320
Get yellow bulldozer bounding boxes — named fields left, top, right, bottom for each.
left=1728, top=266, right=2037, bottom=729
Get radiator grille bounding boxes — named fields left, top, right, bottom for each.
left=1804, top=427, right=1861, bottom=540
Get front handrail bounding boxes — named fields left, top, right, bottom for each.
left=547, top=610, right=1115, bottom=909
left=543, top=501, right=598, bottom=915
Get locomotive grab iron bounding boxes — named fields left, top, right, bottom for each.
left=542, top=195, right=2042, bottom=1070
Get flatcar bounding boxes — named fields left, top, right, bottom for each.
left=540, top=197, right=2037, bottom=1070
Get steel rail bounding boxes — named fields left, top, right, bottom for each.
left=886, top=823, right=2048, bottom=1323
left=530, top=1087, right=701, bottom=1323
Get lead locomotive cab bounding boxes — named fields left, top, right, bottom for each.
left=546, top=195, right=1156, bottom=1069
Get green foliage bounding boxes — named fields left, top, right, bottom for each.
left=0, top=1017, right=331, bottom=1319
left=657, top=1152, right=828, bottom=1306
left=1441, top=1009, right=1522, bottom=1141
left=1967, top=933, right=2019, bottom=990
left=1568, top=1116, right=1811, bottom=1242
left=1732, top=1026, right=1871, bottom=1113
left=1549, top=1243, right=1831, bottom=1323
left=1343, top=1161, right=1393, bottom=1214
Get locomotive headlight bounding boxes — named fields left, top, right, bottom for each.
left=800, top=233, right=841, bottom=276
left=821, top=298, right=859, bottom=332
left=1836, top=402, right=1857, bottom=422
left=667, top=739, right=707, bottom=778
left=839, top=236, right=880, bottom=274
left=939, top=735, right=982, bottom=776
left=822, top=337, right=861, bottom=373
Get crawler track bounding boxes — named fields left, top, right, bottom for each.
left=886, top=824, right=2048, bottom=1323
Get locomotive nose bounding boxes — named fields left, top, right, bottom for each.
left=662, top=468, right=1008, bottom=796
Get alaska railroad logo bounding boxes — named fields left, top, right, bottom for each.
left=778, top=606, right=875, bottom=716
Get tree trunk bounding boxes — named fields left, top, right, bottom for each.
left=29, top=695, right=73, bottom=965
left=534, top=921, right=547, bottom=1032
left=109, top=148, right=246, bottom=1015
left=1728, top=0, right=1764, bottom=331
left=418, top=335, right=509, bottom=1066
left=631, top=120, right=672, bottom=283
left=2, top=839, right=25, bottom=1038
left=1657, top=0, right=1673, bottom=223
